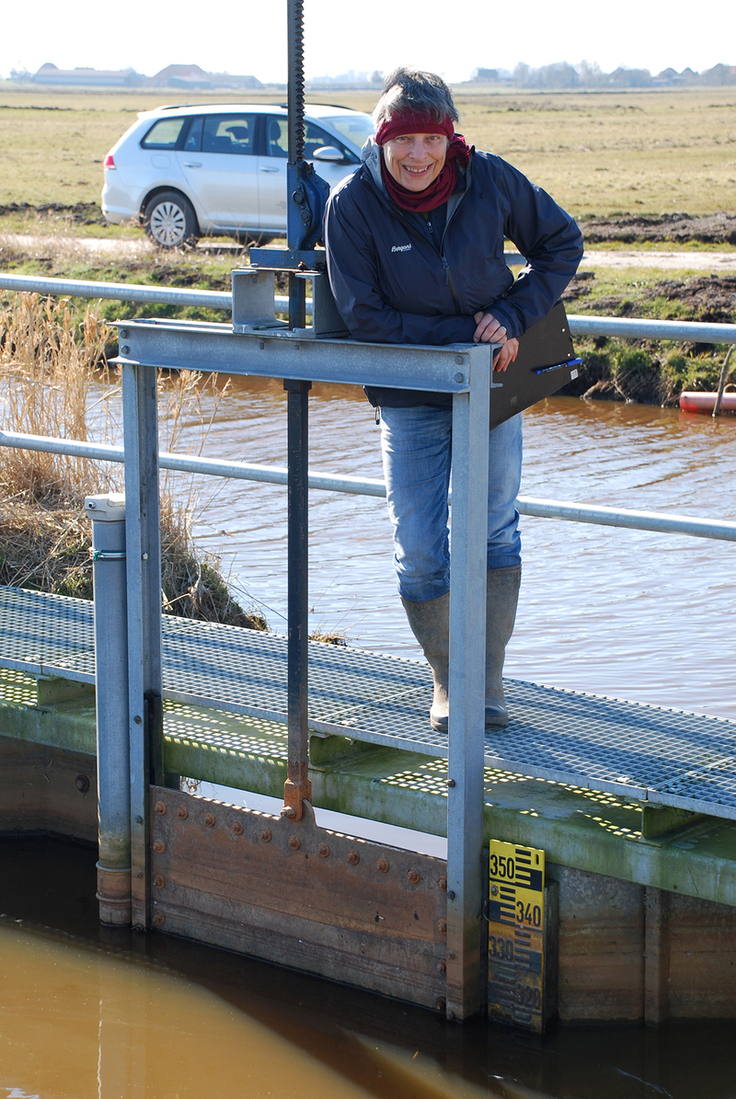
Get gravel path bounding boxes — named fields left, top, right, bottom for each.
left=3, top=231, right=736, bottom=271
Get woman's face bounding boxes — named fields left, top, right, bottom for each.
left=382, top=133, right=449, bottom=191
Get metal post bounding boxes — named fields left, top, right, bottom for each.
left=282, top=378, right=312, bottom=820
left=122, top=362, right=164, bottom=929
left=86, top=491, right=132, bottom=927
left=445, top=349, right=492, bottom=1020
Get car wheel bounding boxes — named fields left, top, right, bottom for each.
left=144, top=191, right=198, bottom=248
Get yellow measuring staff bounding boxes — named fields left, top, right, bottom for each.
left=487, top=839, right=546, bottom=1028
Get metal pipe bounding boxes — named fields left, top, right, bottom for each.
left=86, top=492, right=132, bottom=927
left=0, top=272, right=232, bottom=310
left=2, top=427, right=735, bottom=541
left=282, top=378, right=312, bottom=820
left=4, top=274, right=736, bottom=345
left=568, top=314, right=736, bottom=344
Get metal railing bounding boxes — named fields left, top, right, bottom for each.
left=2, top=272, right=736, bottom=347
left=2, top=425, right=736, bottom=543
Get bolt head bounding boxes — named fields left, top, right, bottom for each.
left=177, top=806, right=188, bottom=819
left=437, top=919, right=448, bottom=935
left=346, top=850, right=360, bottom=865
left=153, top=912, right=165, bottom=926
left=154, top=801, right=166, bottom=815
left=232, top=820, right=244, bottom=835
left=438, top=877, right=448, bottom=892
left=260, top=829, right=272, bottom=843
left=152, top=840, right=165, bottom=853
left=204, top=813, right=215, bottom=827
left=407, top=869, right=420, bottom=884
left=317, top=843, right=330, bottom=858
left=288, top=835, right=301, bottom=850
left=376, top=858, right=389, bottom=873
left=153, top=875, right=165, bottom=889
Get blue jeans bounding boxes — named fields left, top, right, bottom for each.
left=379, top=405, right=522, bottom=603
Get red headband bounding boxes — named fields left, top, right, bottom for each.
left=375, top=112, right=454, bottom=145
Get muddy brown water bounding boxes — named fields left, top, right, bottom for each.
left=3, top=836, right=736, bottom=1099
left=5, top=385, right=736, bottom=1099
left=160, top=382, right=736, bottom=722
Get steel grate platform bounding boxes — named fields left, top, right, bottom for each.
left=1, top=585, right=736, bottom=820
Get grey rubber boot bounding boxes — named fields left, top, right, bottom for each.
left=401, top=592, right=450, bottom=732
left=485, top=565, right=521, bottom=727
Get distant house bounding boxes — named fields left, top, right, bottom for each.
left=32, top=63, right=144, bottom=87
left=150, top=64, right=262, bottom=90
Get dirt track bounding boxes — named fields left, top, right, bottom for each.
left=2, top=231, right=736, bottom=272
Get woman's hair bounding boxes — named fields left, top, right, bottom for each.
left=372, top=67, right=459, bottom=128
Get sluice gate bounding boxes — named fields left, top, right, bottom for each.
left=3, top=580, right=736, bottom=1028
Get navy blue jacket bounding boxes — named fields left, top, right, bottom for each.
left=324, top=141, right=583, bottom=406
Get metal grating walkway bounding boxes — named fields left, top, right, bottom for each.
left=1, top=585, right=736, bottom=820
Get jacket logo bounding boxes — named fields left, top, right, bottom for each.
left=391, top=244, right=412, bottom=253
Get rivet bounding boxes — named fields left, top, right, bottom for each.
left=438, top=877, right=447, bottom=892
left=454, top=355, right=464, bottom=366
left=438, top=919, right=448, bottom=935
left=204, top=812, right=215, bottom=827
left=232, top=820, right=244, bottom=835
left=436, top=997, right=447, bottom=1013
left=288, top=835, right=301, bottom=850
left=453, top=372, right=465, bottom=384
left=437, top=959, right=447, bottom=974
left=447, top=950, right=455, bottom=960
left=135, top=816, right=144, bottom=825
left=135, top=870, right=143, bottom=878
left=153, top=912, right=165, bottom=926
left=133, top=715, right=142, bottom=725
left=75, top=774, right=90, bottom=794
left=152, top=840, right=165, bottom=853
left=260, top=829, right=272, bottom=843
left=153, top=875, right=165, bottom=889
left=407, top=869, right=420, bottom=884
left=317, top=843, right=330, bottom=858
left=177, top=806, right=188, bottom=819
left=119, top=329, right=128, bottom=339
left=447, top=890, right=456, bottom=901
left=120, top=345, right=130, bottom=355
left=376, top=858, right=389, bottom=873
left=154, top=801, right=166, bottom=815
left=346, top=850, right=360, bottom=865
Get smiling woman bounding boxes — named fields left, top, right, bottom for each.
left=323, top=67, right=583, bottom=734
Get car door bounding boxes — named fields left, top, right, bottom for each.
left=257, top=117, right=359, bottom=231
left=174, top=113, right=260, bottom=231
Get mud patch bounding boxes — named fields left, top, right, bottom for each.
left=579, top=212, right=736, bottom=246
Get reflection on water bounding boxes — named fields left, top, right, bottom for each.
left=3, top=836, right=736, bottom=1099
left=164, top=380, right=736, bottom=721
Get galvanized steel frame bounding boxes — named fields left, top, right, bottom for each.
left=118, top=318, right=494, bottom=1017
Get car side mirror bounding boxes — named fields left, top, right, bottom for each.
left=311, top=146, right=345, bottom=163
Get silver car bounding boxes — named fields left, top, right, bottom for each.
left=102, top=102, right=374, bottom=248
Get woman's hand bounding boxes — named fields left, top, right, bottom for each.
left=473, top=311, right=519, bottom=372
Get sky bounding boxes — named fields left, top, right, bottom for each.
left=1, top=0, right=733, bottom=84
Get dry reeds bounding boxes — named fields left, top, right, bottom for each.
left=0, top=292, right=265, bottom=628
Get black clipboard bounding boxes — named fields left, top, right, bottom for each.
left=489, top=301, right=581, bottom=428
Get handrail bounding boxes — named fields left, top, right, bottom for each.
left=2, top=427, right=735, bottom=543
left=2, top=273, right=736, bottom=346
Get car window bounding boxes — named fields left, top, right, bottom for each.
left=320, top=114, right=374, bottom=153
left=141, top=117, right=188, bottom=149
left=183, top=116, right=203, bottom=152
left=201, top=115, right=256, bottom=155
left=304, top=122, right=355, bottom=162
left=263, top=117, right=357, bottom=163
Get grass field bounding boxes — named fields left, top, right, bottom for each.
left=0, top=83, right=735, bottom=218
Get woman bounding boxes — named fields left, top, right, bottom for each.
left=324, top=68, right=583, bottom=732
